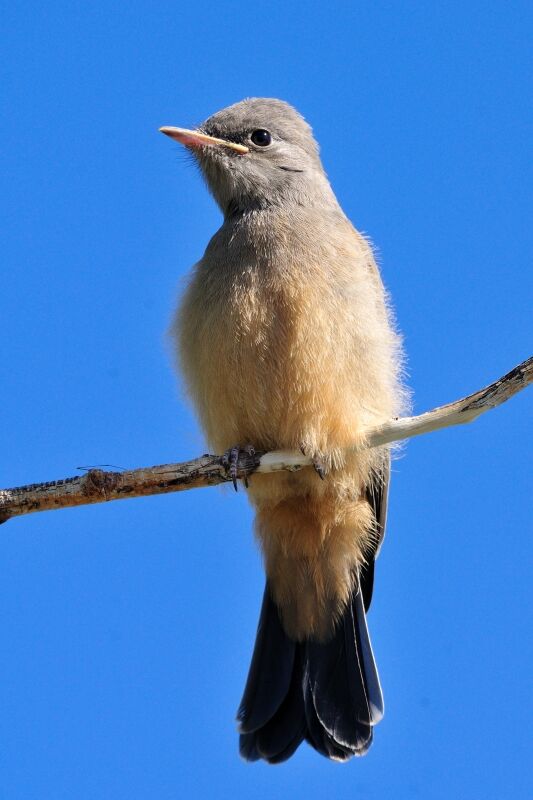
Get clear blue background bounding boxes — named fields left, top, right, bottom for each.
left=1, top=2, right=531, bottom=798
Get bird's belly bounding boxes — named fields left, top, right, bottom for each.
left=194, top=286, right=371, bottom=460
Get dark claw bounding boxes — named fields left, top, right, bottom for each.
left=300, top=445, right=327, bottom=480
left=313, top=459, right=326, bottom=480
left=220, top=444, right=259, bottom=491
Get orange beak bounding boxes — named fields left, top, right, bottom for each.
left=159, top=126, right=249, bottom=154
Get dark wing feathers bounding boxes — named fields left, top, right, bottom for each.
left=361, top=455, right=390, bottom=611
left=352, top=588, right=384, bottom=723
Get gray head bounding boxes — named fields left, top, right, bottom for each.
left=160, top=98, right=336, bottom=217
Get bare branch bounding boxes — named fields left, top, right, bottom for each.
left=1, top=356, right=531, bottom=523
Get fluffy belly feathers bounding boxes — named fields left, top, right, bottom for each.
left=177, top=262, right=391, bottom=461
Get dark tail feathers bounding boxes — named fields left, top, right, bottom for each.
left=237, top=583, right=384, bottom=763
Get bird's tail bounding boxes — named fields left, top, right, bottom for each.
left=237, top=582, right=384, bottom=763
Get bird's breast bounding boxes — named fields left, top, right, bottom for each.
left=177, top=238, right=390, bottom=458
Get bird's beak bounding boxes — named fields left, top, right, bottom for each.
left=159, top=126, right=249, bottom=154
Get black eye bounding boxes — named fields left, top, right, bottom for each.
left=250, top=129, right=272, bottom=147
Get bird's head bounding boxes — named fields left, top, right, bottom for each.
left=160, top=98, right=334, bottom=217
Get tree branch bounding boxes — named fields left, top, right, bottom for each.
left=1, top=356, right=531, bottom=523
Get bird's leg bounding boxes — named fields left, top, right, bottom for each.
left=300, top=445, right=327, bottom=480
left=220, top=444, right=261, bottom=491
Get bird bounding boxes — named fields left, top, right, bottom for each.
left=160, top=98, right=407, bottom=763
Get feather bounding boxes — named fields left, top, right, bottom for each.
left=361, top=456, right=390, bottom=611
left=237, top=586, right=296, bottom=735
left=306, top=592, right=372, bottom=753
left=253, top=648, right=307, bottom=762
left=239, top=581, right=381, bottom=762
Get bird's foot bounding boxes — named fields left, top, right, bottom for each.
left=300, top=445, right=327, bottom=480
left=220, top=444, right=261, bottom=491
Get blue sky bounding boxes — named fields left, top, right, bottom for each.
left=1, top=2, right=531, bottom=798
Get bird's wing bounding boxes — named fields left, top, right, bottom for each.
left=360, top=453, right=390, bottom=612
